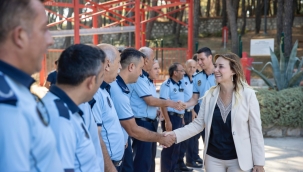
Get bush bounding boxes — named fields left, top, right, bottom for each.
left=256, top=87, right=303, bottom=128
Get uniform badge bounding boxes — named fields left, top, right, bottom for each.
left=185, top=82, right=188, bottom=85
left=81, top=123, right=90, bottom=139
left=173, top=88, right=177, bottom=93
left=107, top=97, right=112, bottom=108
left=198, top=80, right=201, bottom=86
left=34, top=94, right=50, bottom=126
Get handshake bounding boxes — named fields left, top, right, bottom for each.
left=173, top=101, right=187, bottom=111
left=158, top=131, right=177, bottom=148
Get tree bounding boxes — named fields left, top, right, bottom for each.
left=276, top=0, right=283, bottom=46
left=255, top=0, right=261, bottom=34
left=283, top=0, right=294, bottom=58
left=215, top=0, right=221, bottom=16
left=206, top=0, right=211, bottom=17
left=222, top=0, right=228, bottom=27
left=145, top=0, right=157, bottom=46
left=193, top=0, right=200, bottom=53
left=226, top=0, right=239, bottom=54
left=241, top=0, right=247, bottom=35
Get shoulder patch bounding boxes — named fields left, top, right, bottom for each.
left=54, top=99, right=70, bottom=120
left=165, top=79, right=170, bottom=87
left=0, top=75, right=17, bottom=106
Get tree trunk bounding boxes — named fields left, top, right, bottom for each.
left=222, top=0, right=228, bottom=26
left=172, top=6, right=180, bottom=35
left=145, top=0, right=157, bottom=46
left=62, top=8, right=74, bottom=48
left=241, top=0, right=247, bottom=35
left=283, top=0, right=294, bottom=58
left=226, top=0, right=239, bottom=54
left=233, top=0, right=240, bottom=21
left=193, top=0, right=200, bottom=53
left=206, top=0, right=211, bottom=17
left=252, top=0, right=256, bottom=16
left=255, top=0, right=261, bottom=33
left=273, top=0, right=277, bottom=15
left=276, top=0, right=283, bottom=46
left=215, top=0, right=221, bottom=16
left=175, top=6, right=184, bottom=47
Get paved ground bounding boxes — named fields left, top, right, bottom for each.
left=154, top=137, right=303, bottom=172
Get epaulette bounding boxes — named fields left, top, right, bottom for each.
left=0, top=74, right=17, bottom=106
left=54, top=99, right=70, bottom=120
left=193, top=70, right=203, bottom=77
left=165, top=79, right=170, bottom=87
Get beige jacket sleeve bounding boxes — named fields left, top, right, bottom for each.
left=173, top=98, right=206, bottom=143
left=248, top=91, right=265, bottom=166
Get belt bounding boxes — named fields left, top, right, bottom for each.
left=135, top=117, right=156, bottom=123
left=168, top=111, right=184, bottom=118
left=185, top=109, right=191, bottom=112
left=112, top=160, right=123, bottom=167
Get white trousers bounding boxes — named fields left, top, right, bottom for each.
left=205, top=154, right=251, bottom=172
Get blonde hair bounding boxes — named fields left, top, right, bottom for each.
left=209, top=53, right=252, bottom=105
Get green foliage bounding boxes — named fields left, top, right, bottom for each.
left=256, top=87, right=303, bottom=128
left=251, top=41, right=303, bottom=91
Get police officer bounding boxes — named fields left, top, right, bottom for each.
left=185, top=47, right=216, bottom=168
left=175, top=59, right=197, bottom=172
left=42, top=44, right=105, bottom=172
left=44, top=60, right=58, bottom=89
left=0, top=0, right=63, bottom=171
left=160, top=63, right=186, bottom=172
left=91, top=44, right=125, bottom=171
left=110, top=48, right=176, bottom=171
left=128, top=47, right=183, bottom=172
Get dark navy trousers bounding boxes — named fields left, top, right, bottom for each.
left=132, top=119, right=158, bottom=172
left=177, top=111, right=195, bottom=164
left=161, top=114, right=183, bottom=172
left=121, top=137, right=134, bottom=172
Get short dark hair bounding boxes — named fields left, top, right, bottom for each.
left=168, top=63, right=181, bottom=78
left=192, top=53, right=198, bottom=61
left=120, top=48, right=146, bottom=69
left=57, top=44, right=106, bottom=86
left=0, top=0, right=44, bottom=43
left=196, top=47, right=212, bottom=57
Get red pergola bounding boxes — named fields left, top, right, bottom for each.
left=44, top=0, right=194, bottom=59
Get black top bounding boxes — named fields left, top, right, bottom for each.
left=206, top=104, right=237, bottom=160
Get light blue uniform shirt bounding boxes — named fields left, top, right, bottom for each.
left=128, top=70, right=158, bottom=119
left=182, top=74, right=194, bottom=110
left=193, top=71, right=216, bottom=105
left=43, top=85, right=99, bottom=172
left=92, top=81, right=125, bottom=161
left=110, top=75, right=134, bottom=144
left=0, top=60, right=63, bottom=172
left=79, top=101, right=104, bottom=171
left=159, top=78, right=185, bottom=114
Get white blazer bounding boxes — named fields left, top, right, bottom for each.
left=174, top=85, right=265, bottom=171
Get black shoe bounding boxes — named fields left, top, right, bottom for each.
left=176, top=163, right=193, bottom=172
left=186, top=161, right=203, bottom=168
left=179, top=166, right=193, bottom=171
left=196, top=158, right=203, bottom=164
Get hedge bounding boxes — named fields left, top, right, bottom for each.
left=255, top=87, right=303, bottom=128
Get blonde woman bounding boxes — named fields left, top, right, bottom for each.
left=165, top=53, right=265, bottom=172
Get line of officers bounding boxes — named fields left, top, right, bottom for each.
left=0, top=43, right=217, bottom=172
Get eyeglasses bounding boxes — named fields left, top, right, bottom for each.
left=175, top=69, right=185, bottom=73
left=32, top=93, right=50, bottom=126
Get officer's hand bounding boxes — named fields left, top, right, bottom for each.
left=176, top=101, right=186, bottom=111
left=192, top=110, right=197, bottom=121
left=165, top=121, right=172, bottom=131
left=160, top=131, right=176, bottom=148
left=252, top=166, right=265, bottom=172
